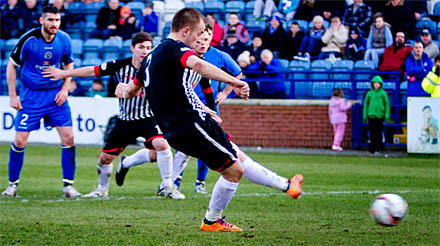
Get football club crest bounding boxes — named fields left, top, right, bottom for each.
left=44, top=51, right=52, bottom=60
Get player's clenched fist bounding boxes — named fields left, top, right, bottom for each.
left=115, top=83, right=128, bottom=98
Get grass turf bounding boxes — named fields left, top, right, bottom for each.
left=0, top=144, right=439, bottom=245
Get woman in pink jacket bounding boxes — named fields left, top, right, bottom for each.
left=329, top=88, right=352, bottom=151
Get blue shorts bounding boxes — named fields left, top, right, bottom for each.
left=14, top=88, right=72, bottom=132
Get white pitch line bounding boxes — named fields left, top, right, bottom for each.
left=0, top=189, right=438, bottom=203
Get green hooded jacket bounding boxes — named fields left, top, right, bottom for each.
left=363, top=75, right=390, bottom=121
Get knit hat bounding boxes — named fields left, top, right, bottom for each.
left=237, top=51, right=251, bottom=65
left=227, top=26, right=236, bottom=37
left=146, top=1, right=154, bottom=9
left=119, top=6, right=131, bottom=25
left=270, top=15, right=281, bottom=24
left=371, top=75, right=383, bottom=84
left=312, top=15, right=324, bottom=24
left=252, top=31, right=262, bottom=40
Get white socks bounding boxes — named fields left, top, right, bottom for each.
left=205, top=176, right=239, bottom=222
left=122, top=149, right=151, bottom=168
left=241, top=158, right=289, bottom=191
left=172, top=151, right=191, bottom=182
left=97, top=162, right=113, bottom=191
left=157, top=148, right=173, bottom=189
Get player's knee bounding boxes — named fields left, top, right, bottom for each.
left=152, top=139, right=169, bottom=152
left=222, top=163, right=243, bottom=183
left=61, top=133, right=74, bottom=146
left=99, top=152, right=115, bottom=164
left=14, top=137, right=28, bottom=148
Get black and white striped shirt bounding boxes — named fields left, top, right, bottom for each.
left=95, top=57, right=153, bottom=121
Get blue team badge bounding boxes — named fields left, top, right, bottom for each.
left=44, top=51, right=52, bottom=60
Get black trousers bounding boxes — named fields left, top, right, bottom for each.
left=368, top=118, right=385, bottom=153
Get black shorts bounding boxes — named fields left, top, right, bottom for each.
left=102, top=117, right=163, bottom=155
left=167, top=116, right=237, bottom=172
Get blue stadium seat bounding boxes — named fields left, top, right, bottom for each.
left=84, top=39, right=103, bottom=59
left=0, top=39, right=4, bottom=59
left=246, top=20, right=267, bottom=33
left=289, top=60, right=310, bottom=80
left=225, top=1, right=245, bottom=14
left=122, top=39, right=132, bottom=55
left=71, top=39, right=83, bottom=59
left=126, top=1, right=145, bottom=21
left=354, top=60, right=375, bottom=81
left=415, top=18, right=436, bottom=37
left=278, top=58, right=289, bottom=70
left=162, top=21, right=172, bottom=37
left=245, top=1, right=255, bottom=15
left=103, top=38, right=123, bottom=52
left=434, top=2, right=440, bottom=16
left=82, top=58, right=102, bottom=67
left=5, top=39, right=19, bottom=59
left=68, top=1, right=86, bottom=15
left=312, top=81, right=334, bottom=98
left=310, top=59, right=331, bottom=80
left=103, top=53, right=120, bottom=62
left=73, top=57, right=82, bottom=68
left=289, top=60, right=311, bottom=98
left=332, top=60, right=353, bottom=81
left=290, top=19, right=308, bottom=32
left=204, top=1, right=224, bottom=16
left=185, top=1, right=204, bottom=12
left=85, top=1, right=105, bottom=15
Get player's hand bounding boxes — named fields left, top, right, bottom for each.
left=216, top=91, right=227, bottom=104
left=42, top=67, right=64, bottom=80
left=55, top=89, right=68, bottom=106
left=10, top=95, right=22, bottom=110
left=234, top=81, right=250, bottom=100
left=115, top=83, right=128, bottom=98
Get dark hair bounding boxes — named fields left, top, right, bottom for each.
left=42, top=5, right=59, bottom=17
left=171, top=8, right=204, bottom=32
left=205, top=21, right=213, bottom=32
left=373, top=12, right=384, bottom=22
left=207, top=13, right=217, bottom=23
left=131, top=32, right=153, bottom=46
left=332, top=88, right=344, bottom=98
left=291, top=21, right=299, bottom=26
left=435, top=55, right=440, bottom=63
left=423, top=105, right=431, bottom=111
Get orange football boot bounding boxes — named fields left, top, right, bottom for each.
left=286, top=174, right=303, bottom=199
left=200, top=217, right=243, bottom=232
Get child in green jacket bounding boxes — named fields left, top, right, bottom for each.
left=363, top=75, right=390, bottom=154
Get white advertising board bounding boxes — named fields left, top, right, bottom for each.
left=407, top=97, right=440, bottom=153
left=0, top=96, right=119, bottom=145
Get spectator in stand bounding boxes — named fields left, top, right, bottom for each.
left=294, top=0, right=315, bottom=21
left=237, top=51, right=251, bottom=71
left=88, top=79, right=107, bottom=97
left=383, top=0, right=416, bottom=37
left=253, top=0, right=299, bottom=21
left=319, top=16, right=348, bottom=59
left=262, top=15, right=286, bottom=57
left=342, top=0, right=372, bottom=38
left=405, top=42, right=433, bottom=97
left=406, top=0, right=427, bottom=22
left=246, top=32, right=265, bottom=64
left=296, top=15, right=326, bottom=60
left=379, top=31, right=413, bottom=73
left=420, top=29, right=439, bottom=62
left=422, top=56, right=440, bottom=98
left=329, top=88, right=352, bottom=152
left=281, top=21, right=305, bottom=60
left=222, top=13, right=250, bottom=44
left=21, top=0, right=42, bottom=33
left=364, top=13, right=393, bottom=68
left=1, top=0, right=22, bottom=39
left=207, top=13, right=223, bottom=47
left=314, top=0, right=346, bottom=22
left=345, top=28, right=366, bottom=61
left=137, top=1, right=158, bottom=35
left=220, top=28, right=247, bottom=61
left=248, top=49, right=286, bottom=99
left=117, top=5, right=136, bottom=40
left=363, top=75, right=390, bottom=155
left=90, top=0, right=121, bottom=39
left=68, top=79, right=82, bottom=96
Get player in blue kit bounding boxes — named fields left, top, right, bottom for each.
left=1, top=6, right=81, bottom=198
left=172, top=22, right=243, bottom=194
left=115, top=8, right=303, bottom=232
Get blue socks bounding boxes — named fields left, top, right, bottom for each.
left=196, top=159, right=209, bottom=184
left=61, top=145, right=76, bottom=186
left=8, top=143, right=25, bottom=184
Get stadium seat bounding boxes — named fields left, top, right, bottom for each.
left=204, top=1, right=224, bottom=17
left=332, top=60, right=353, bottom=81
left=289, top=60, right=310, bottom=80
left=84, top=39, right=103, bottom=59
left=126, top=1, right=145, bottom=21
left=153, top=36, right=163, bottom=46
left=225, top=1, right=245, bottom=15
left=71, top=39, right=84, bottom=59
left=122, top=39, right=132, bottom=54
left=290, top=19, right=308, bottom=32
left=152, top=1, right=165, bottom=14
left=354, top=60, right=375, bottom=80
left=162, top=21, right=172, bottom=37
left=185, top=1, right=204, bottom=12
left=82, top=58, right=102, bottom=67
left=289, top=60, right=311, bottom=98
left=246, top=20, right=267, bottom=33
left=245, top=1, right=255, bottom=15
left=310, top=59, right=331, bottom=80
left=164, top=0, right=185, bottom=14
left=68, top=1, right=86, bottom=15
left=0, top=39, right=4, bottom=59
left=103, top=38, right=123, bottom=52
left=278, top=59, right=289, bottom=70
left=415, top=18, right=436, bottom=38
left=103, top=53, right=120, bottom=62
left=5, top=38, right=19, bottom=59
left=312, top=81, right=334, bottom=98
left=85, top=1, right=105, bottom=15
left=73, top=57, right=82, bottom=68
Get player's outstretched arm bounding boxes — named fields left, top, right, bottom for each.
left=115, top=81, right=142, bottom=99
left=6, top=59, right=22, bottom=110
left=43, top=66, right=96, bottom=80
left=186, top=56, right=249, bottom=100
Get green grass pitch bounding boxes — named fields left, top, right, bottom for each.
left=0, top=144, right=439, bottom=245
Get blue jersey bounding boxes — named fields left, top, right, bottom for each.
left=10, top=28, right=74, bottom=90
left=194, top=47, right=242, bottom=108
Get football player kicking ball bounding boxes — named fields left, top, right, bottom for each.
left=2, top=6, right=81, bottom=198
left=43, top=32, right=184, bottom=199
left=115, top=8, right=303, bottom=232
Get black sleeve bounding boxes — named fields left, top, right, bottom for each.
left=199, top=77, right=216, bottom=110
left=96, top=59, right=125, bottom=77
